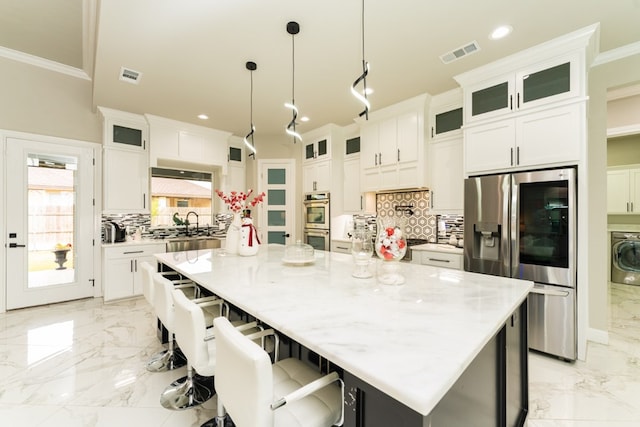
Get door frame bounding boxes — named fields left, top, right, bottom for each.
left=257, top=159, right=297, bottom=244
left=0, top=129, right=102, bottom=313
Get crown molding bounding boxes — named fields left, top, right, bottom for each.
left=0, top=46, right=90, bottom=81
left=592, top=41, right=640, bottom=67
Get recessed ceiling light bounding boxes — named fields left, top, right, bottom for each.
left=197, top=114, right=209, bottom=120
left=300, top=116, right=310, bottom=122
left=489, top=25, right=513, bottom=40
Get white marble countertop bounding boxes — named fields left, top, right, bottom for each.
left=155, top=244, right=531, bottom=416
left=410, top=243, right=464, bottom=254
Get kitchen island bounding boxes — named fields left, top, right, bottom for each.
left=155, top=244, right=532, bottom=427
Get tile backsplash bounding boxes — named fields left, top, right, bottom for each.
left=375, top=190, right=464, bottom=244
left=376, top=190, right=437, bottom=241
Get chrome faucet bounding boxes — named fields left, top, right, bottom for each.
left=185, top=211, right=199, bottom=236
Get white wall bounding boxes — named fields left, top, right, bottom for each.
left=0, top=57, right=101, bottom=142
left=589, top=52, right=640, bottom=338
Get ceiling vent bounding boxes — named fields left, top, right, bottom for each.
left=119, top=67, right=142, bottom=84
left=439, top=41, right=480, bottom=64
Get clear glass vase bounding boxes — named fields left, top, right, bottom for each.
left=351, top=228, right=373, bottom=278
left=374, top=216, right=407, bottom=285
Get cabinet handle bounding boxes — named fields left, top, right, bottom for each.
left=431, top=126, right=434, bottom=138
left=374, top=153, right=378, bottom=166
left=516, top=146, right=520, bottom=165
left=134, top=259, right=138, bottom=272
left=379, top=152, right=382, bottom=165
left=337, top=246, right=349, bottom=250
left=628, top=202, right=630, bottom=212
left=510, top=148, right=514, bottom=166
left=431, top=192, right=434, bottom=209
left=397, top=148, right=400, bottom=162
left=510, top=95, right=513, bottom=110
left=130, top=260, right=133, bottom=273
left=360, top=195, right=363, bottom=210
left=124, top=250, right=144, bottom=254
left=517, top=93, right=521, bottom=109
left=428, top=258, right=451, bottom=263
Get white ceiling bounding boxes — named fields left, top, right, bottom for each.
left=1, top=0, right=640, bottom=139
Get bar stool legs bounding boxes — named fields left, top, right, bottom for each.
left=146, top=339, right=187, bottom=372
left=160, top=366, right=215, bottom=410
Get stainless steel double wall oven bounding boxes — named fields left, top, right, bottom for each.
left=464, top=167, right=577, bottom=360
left=303, top=192, right=330, bottom=251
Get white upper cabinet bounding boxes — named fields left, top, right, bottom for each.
left=303, top=137, right=330, bottom=163
left=429, top=88, right=463, bottom=141
left=98, top=107, right=148, bottom=152
left=146, top=114, right=231, bottom=172
left=225, top=136, right=246, bottom=193
left=461, top=52, right=584, bottom=124
left=607, top=166, right=640, bottom=214
left=357, top=94, right=429, bottom=192
left=455, top=24, right=597, bottom=175
left=99, top=107, right=150, bottom=213
left=300, top=124, right=345, bottom=211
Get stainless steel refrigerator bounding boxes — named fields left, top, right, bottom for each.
left=464, top=167, right=577, bottom=360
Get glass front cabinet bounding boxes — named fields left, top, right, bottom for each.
left=464, top=53, right=581, bottom=123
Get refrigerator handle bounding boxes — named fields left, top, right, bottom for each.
left=530, top=286, right=570, bottom=297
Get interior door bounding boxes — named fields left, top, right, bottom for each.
left=5, top=138, right=95, bottom=309
left=258, top=159, right=295, bottom=245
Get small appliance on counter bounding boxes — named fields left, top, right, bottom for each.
left=103, top=221, right=127, bottom=243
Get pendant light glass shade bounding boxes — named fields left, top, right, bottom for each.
left=352, top=0, right=370, bottom=119
left=243, top=61, right=257, bottom=156
left=285, top=21, right=302, bottom=143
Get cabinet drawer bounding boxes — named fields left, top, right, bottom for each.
left=331, top=241, right=351, bottom=254
left=419, top=251, right=462, bottom=269
left=104, top=243, right=166, bottom=260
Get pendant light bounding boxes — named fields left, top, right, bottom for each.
left=243, top=61, right=257, bottom=157
left=351, top=0, right=370, bottom=119
left=285, top=21, right=302, bottom=143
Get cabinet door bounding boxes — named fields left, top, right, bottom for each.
left=378, top=119, right=397, bottom=167
left=396, top=111, right=419, bottom=164
left=227, top=164, right=246, bottom=193
left=516, top=103, right=581, bottom=167
left=631, top=169, right=640, bottom=213
left=314, top=161, right=331, bottom=192
left=432, top=107, right=463, bottom=140
left=516, top=56, right=578, bottom=111
left=133, top=255, right=158, bottom=296
left=103, top=148, right=149, bottom=212
left=429, top=138, right=463, bottom=213
left=464, top=120, right=515, bottom=174
left=104, top=258, right=134, bottom=301
left=360, top=123, right=379, bottom=170
left=466, top=75, right=515, bottom=123
left=607, top=170, right=630, bottom=214
left=343, top=157, right=362, bottom=212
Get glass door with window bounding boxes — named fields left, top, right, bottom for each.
left=259, top=160, right=295, bottom=245
left=5, top=138, right=95, bottom=309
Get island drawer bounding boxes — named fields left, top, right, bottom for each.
left=418, top=250, right=462, bottom=270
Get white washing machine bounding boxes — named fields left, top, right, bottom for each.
left=611, top=232, right=640, bottom=285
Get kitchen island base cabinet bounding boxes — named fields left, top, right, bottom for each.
left=343, top=301, right=528, bottom=427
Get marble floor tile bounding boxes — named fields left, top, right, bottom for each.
left=1, top=282, right=639, bottom=426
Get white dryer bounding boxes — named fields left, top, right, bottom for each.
left=611, top=232, right=640, bottom=285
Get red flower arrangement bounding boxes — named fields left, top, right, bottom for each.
left=215, top=189, right=266, bottom=214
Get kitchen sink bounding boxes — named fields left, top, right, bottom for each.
left=165, top=236, right=222, bottom=252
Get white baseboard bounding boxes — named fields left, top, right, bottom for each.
left=587, top=327, right=609, bottom=345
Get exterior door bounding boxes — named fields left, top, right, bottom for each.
left=258, top=159, right=295, bottom=245
left=5, top=137, right=95, bottom=309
